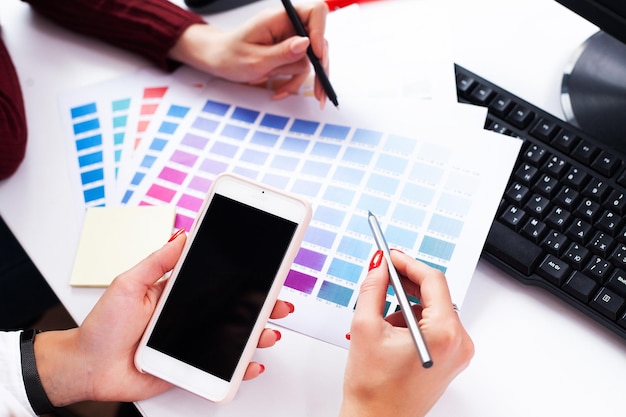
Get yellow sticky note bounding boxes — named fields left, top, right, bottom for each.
left=70, top=206, right=176, bottom=287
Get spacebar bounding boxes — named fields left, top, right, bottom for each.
left=483, top=221, right=544, bottom=276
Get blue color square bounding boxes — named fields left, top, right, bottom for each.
left=113, top=115, right=127, bottom=128
left=158, top=121, right=178, bottom=134
left=385, top=134, right=416, bottom=154
left=304, top=226, right=336, bottom=249
left=113, top=132, right=125, bottom=145
left=313, top=205, right=345, bottom=227
left=410, top=162, right=444, bottom=185
left=262, top=173, right=289, bottom=189
left=71, top=103, right=97, bottom=118
left=231, top=107, right=260, bottom=123
left=122, top=190, right=134, bottom=204
left=343, top=147, right=374, bottom=165
left=73, top=118, right=100, bottom=135
left=352, top=128, right=382, bottom=146
left=202, top=100, right=230, bottom=116
left=241, top=149, right=269, bottom=165
left=140, top=154, right=157, bottom=169
left=251, top=131, right=279, bottom=147
left=192, top=117, right=219, bottom=133
left=80, top=168, right=104, bottom=185
left=75, top=134, right=102, bottom=151
left=384, top=224, right=418, bottom=248
left=83, top=186, right=105, bottom=203
left=220, top=124, right=249, bottom=140
left=367, top=173, right=400, bottom=194
left=290, top=119, right=319, bottom=135
left=292, top=179, right=321, bottom=197
left=167, top=105, right=189, bottom=118
left=333, top=166, right=363, bottom=185
left=211, top=142, right=238, bottom=158
left=260, top=113, right=289, bottom=130
left=317, top=281, right=354, bottom=307
left=376, top=154, right=408, bottom=175
left=327, top=258, right=362, bottom=284
left=149, top=138, right=168, bottom=151
left=78, top=151, right=103, bottom=167
left=402, top=183, right=436, bottom=205
left=346, top=215, right=369, bottom=235
left=357, top=194, right=390, bottom=215
left=438, top=193, right=471, bottom=217
left=338, top=236, right=372, bottom=260
left=112, top=98, right=130, bottom=111
left=393, top=204, right=427, bottom=228
left=301, top=161, right=331, bottom=177
left=320, top=123, right=350, bottom=140
left=419, top=236, right=456, bottom=260
left=428, top=214, right=464, bottom=237
left=323, top=185, right=355, bottom=206
left=311, top=142, right=340, bottom=158
left=130, top=172, right=145, bottom=186
left=281, top=137, right=309, bottom=153
left=271, top=155, right=299, bottom=171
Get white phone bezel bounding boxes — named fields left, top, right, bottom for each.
left=134, top=172, right=311, bottom=403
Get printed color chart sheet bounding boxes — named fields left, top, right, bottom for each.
left=60, top=69, right=521, bottom=348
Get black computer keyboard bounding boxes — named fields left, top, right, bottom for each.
left=454, top=64, right=626, bottom=340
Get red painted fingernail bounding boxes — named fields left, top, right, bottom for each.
left=345, top=332, right=351, bottom=340
left=168, top=228, right=185, bottom=242
left=273, top=330, right=282, bottom=341
left=369, top=250, right=383, bottom=271
left=390, top=248, right=405, bottom=254
left=258, top=364, right=266, bottom=374
left=285, top=301, right=295, bottom=313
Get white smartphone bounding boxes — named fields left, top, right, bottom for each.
left=135, top=173, right=311, bottom=403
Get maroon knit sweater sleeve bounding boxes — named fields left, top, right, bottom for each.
left=0, top=39, right=27, bottom=180
left=22, top=0, right=206, bottom=70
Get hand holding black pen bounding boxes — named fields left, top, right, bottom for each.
left=281, top=0, right=339, bottom=108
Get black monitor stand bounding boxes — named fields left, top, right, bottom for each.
left=185, top=0, right=260, bottom=13
left=561, top=31, right=626, bottom=154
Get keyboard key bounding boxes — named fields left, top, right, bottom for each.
left=530, top=118, right=559, bottom=142
left=504, top=182, right=530, bottom=205
left=523, top=144, right=548, bottom=166
left=485, top=221, right=543, bottom=276
left=524, top=194, right=550, bottom=219
left=591, top=151, right=621, bottom=177
left=552, top=130, right=579, bottom=153
left=582, top=179, right=610, bottom=202
left=588, top=231, right=615, bottom=259
left=554, top=186, right=579, bottom=210
left=489, top=94, right=514, bottom=117
left=609, top=244, right=626, bottom=268
left=533, top=174, right=559, bottom=198
left=456, top=73, right=476, bottom=98
left=572, top=140, right=599, bottom=165
left=470, top=84, right=495, bottom=105
left=500, top=205, right=526, bottom=231
left=563, top=271, right=598, bottom=303
left=574, top=198, right=602, bottom=223
left=514, top=163, right=538, bottom=186
left=584, top=255, right=613, bottom=283
left=506, top=104, right=535, bottom=129
left=543, top=155, right=568, bottom=179
left=563, top=167, right=589, bottom=190
left=606, top=269, right=626, bottom=297
left=591, top=287, right=625, bottom=320
left=537, top=254, right=571, bottom=286
left=521, top=217, right=548, bottom=244
left=564, top=242, right=590, bottom=270
left=605, top=190, right=626, bottom=215
left=542, top=230, right=569, bottom=257
left=596, top=210, right=622, bottom=236
left=566, top=218, right=592, bottom=244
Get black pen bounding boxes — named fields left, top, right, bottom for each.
left=367, top=211, right=433, bottom=368
left=281, top=0, right=339, bottom=108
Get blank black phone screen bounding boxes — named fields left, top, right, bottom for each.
left=147, top=193, right=297, bottom=381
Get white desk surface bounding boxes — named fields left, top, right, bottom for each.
left=1, top=0, right=625, bottom=416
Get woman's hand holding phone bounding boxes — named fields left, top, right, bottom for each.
left=32, top=229, right=294, bottom=407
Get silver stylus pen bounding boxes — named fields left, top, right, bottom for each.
left=367, top=211, right=433, bottom=368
